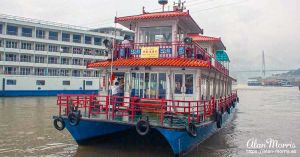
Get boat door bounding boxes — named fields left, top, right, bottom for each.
left=174, top=73, right=195, bottom=101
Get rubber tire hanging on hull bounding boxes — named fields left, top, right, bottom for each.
left=68, top=112, right=81, bottom=126
left=53, top=117, right=65, bottom=131
left=186, top=123, right=197, bottom=137
left=216, top=112, right=222, bottom=128
left=136, top=119, right=150, bottom=136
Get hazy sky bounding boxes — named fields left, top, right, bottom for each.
left=1, top=0, right=299, bottom=71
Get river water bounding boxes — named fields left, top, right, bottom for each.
left=0, top=86, right=299, bottom=157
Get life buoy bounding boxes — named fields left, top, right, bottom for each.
left=68, top=111, right=81, bottom=126
left=53, top=117, right=65, bottom=131
left=216, top=112, right=222, bottom=128
left=226, top=107, right=231, bottom=114
left=136, top=119, right=150, bottom=136
left=186, top=123, right=197, bottom=137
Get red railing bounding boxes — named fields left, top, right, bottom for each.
left=115, top=42, right=229, bottom=76
left=56, top=91, right=238, bottom=127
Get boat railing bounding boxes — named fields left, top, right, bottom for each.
left=115, top=42, right=229, bottom=75
left=56, top=93, right=238, bottom=127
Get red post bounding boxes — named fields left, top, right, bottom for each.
left=188, top=102, right=191, bottom=124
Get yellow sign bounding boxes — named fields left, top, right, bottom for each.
left=141, top=46, right=159, bottom=58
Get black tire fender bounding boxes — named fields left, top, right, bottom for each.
left=54, top=117, right=65, bottom=131
left=68, top=112, right=81, bottom=126
left=136, top=119, right=150, bottom=136
left=186, top=123, right=197, bottom=137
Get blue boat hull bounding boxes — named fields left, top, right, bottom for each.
left=63, top=118, right=133, bottom=143
left=157, top=106, right=236, bottom=155
left=61, top=103, right=237, bottom=155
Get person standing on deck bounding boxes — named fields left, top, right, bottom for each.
left=111, top=82, right=120, bottom=106
left=121, top=35, right=131, bottom=58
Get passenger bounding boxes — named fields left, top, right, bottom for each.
left=111, top=82, right=120, bottom=106
left=175, top=81, right=181, bottom=94
left=121, top=36, right=131, bottom=58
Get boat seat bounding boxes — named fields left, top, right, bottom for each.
left=134, top=99, right=167, bottom=113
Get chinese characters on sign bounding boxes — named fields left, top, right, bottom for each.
left=141, top=47, right=159, bottom=58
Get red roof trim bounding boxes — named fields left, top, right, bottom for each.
left=115, top=11, right=190, bottom=22
left=187, top=34, right=221, bottom=42
left=87, top=58, right=210, bottom=68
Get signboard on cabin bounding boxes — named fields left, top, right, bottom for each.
left=141, top=46, right=160, bottom=58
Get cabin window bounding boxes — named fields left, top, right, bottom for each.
left=86, top=81, right=93, bottom=86
left=7, top=79, right=17, bottom=85
left=158, top=73, right=166, bottom=99
left=185, top=74, right=193, bottom=94
left=62, top=80, right=70, bottom=86
left=175, top=74, right=183, bottom=94
left=150, top=73, right=158, bottom=98
left=201, top=78, right=207, bottom=100
left=139, top=26, right=172, bottom=43
left=36, top=80, right=45, bottom=86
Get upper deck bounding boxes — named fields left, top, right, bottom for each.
left=87, top=6, right=230, bottom=76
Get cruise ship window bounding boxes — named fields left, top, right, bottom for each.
left=86, top=81, right=93, bottom=86
left=36, top=29, right=45, bottom=38
left=35, top=44, right=45, bottom=51
left=0, top=24, right=2, bottom=34
left=49, top=45, right=58, bottom=52
left=22, top=27, right=32, bottom=37
left=5, top=67, right=17, bottom=75
left=49, top=31, right=58, bottom=40
left=62, top=33, right=70, bottom=42
left=61, top=58, right=69, bottom=64
left=20, top=55, right=31, bottom=62
left=36, top=80, right=45, bottom=86
left=72, top=70, right=81, bottom=77
left=6, top=41, right=18, bottom=49
left=73, top=47, right=83, bottom=54
left=48, top=57, right=58, bottom=64
left=48, top=69, right=59, bottom=76
left=73, top=34, right=81, bottom=43
left=21, top=43, right=32, bottom=50
left=62, top=81, right=70, bottom=85
left=35, top=56, right=45, bottom=63
left=7, top=25, right=18, bottom=35
left=72, top=58, right=82, bottom=65
left=61, top=46, right=70, bottom=53
left=85, top=36, right=92, bottom=44
left=6, top=79, right=17, bottom=85
left=20, top=67, right=31, bottom=75
left=60, top=70, right=70, bottom=76
left=94, top=37, right=102, bottom=45
left=35, top=68, right=45, bottom=76
left=5, top=54, right=17, bottom=61
left=0, top=39, right=3, bottom=47
left=175, top=74, right=183, bottom=94
left=84, top=48, right=93, bottom=55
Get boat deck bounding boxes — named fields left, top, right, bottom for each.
left=56, top=92, right=237, bottom=129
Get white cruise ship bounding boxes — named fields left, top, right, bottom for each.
left=0, top=14, right=133, bottom=96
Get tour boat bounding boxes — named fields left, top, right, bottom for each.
left=53, top=1, right=239, bottom=156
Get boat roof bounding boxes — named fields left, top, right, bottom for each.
left=115, top=10, right=203, bottom=34
left=87, top=58, right=210, bottom=68
left=187, top=34, right=226, bottom=50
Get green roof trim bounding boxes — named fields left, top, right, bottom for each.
left=215, top=50, right=230, bottom=62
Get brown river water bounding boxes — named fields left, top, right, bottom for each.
left=0, top=86, right=299, bottom=157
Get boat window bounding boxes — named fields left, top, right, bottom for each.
left=36, top=80, right=45, bottom=86
left=145, top=73, right=150, bottom=98
left=185, top=74, right=193, bottom=94
left=131, top=73, right=139, bottom=97
left=6, top=79, right=17, bottom=85
left=139, top=73, right=145, bottom=98
left=150, top=73, right=158, bottom=98
left=201, top=77, right=206, bottom=100
left=158, top=73, right=166, bottom=99
left=139, top=26, right=172, bottom=43
left=86, top=81, right=93, bottom=86
left=175, top=74, right=183, bottom=94
left=62, top=80, right=70, bottom=86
